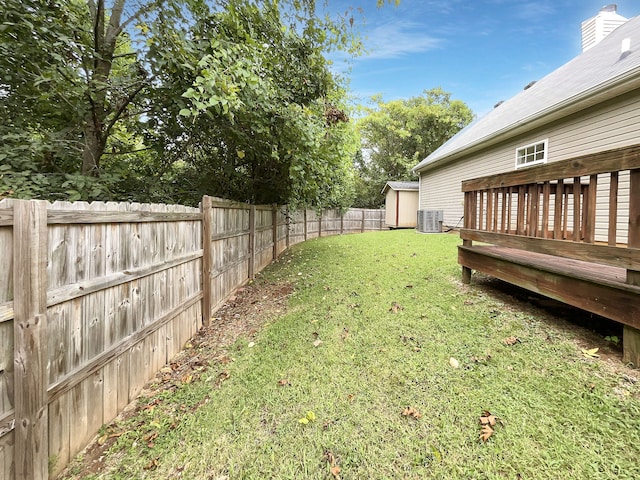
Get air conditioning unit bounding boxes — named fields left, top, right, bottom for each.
left=417, top=210, right=443, bottom=233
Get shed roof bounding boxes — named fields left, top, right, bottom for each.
left=381, top=181, right=419, bottom=194
left=413, top=14, right=640, bottom=173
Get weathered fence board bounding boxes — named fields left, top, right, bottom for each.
left=0, top=197, right=384, bottom=479
left=14, top=200, right=48, bottom=480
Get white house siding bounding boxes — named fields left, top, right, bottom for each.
left=419, top=88, right=640, bottom=242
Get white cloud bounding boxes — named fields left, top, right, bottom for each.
left=512, top=1, right=556, bottom=20
left=360, top=21, right=443, bottom=60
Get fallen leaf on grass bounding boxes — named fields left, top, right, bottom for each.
left=216, top=355, right=232, bottom=364
left=389, top=302, right=404, bottom=313
left=144, top=458, right=159, bottom=470
left=277, top=378, right=291, bottom=387
left=402, top=406, right=422, bottom=419
left=299, top=410, right=316, bottom=424
left=480, top=424, right=494, bottom=442
left=340, top=328, right=350, bottom=340
left=449, top=357, right=460, bottom=369
left=313, top=339, right=323, bottom=347
left=503, top=336, right=520, bottom=346
left=97, top=430, right=123, bottom=445
left=471, top=354, right=492, bottom=363
left=322, top=419, right=335, bottom=430
left=324, top=450, right=341, bottom=480
left=145, top=431, right=159, bottom=448
left=330, top=465, right=341, bottom=479
left=479, top=411, right=499, bottom=442
left=479, top=414, right=497, bottom=426
left=430, top=444, right=442, bottom=462
left=582, top=347, right=600, bottom=358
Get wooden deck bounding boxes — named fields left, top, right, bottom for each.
left=459, top=144, right=640, bottom=365
left=459, top=245, right=640, bottom=328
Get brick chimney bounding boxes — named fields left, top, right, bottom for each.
left=581, top=4, right=628, bottom=52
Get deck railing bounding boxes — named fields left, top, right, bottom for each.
left=460, top=144, right=640, bottom=286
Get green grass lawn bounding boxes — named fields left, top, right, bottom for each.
left=63, top=230, right=640, bottom=479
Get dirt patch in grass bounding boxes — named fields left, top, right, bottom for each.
left=60, top=279, right=293, bottom=479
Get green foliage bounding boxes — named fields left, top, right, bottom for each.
left=140, top=0, right=358, bottom=207
left=0, top=0, right=362, bottom=207
left=0, top=0, right=86, bottom=187
left=353, top=88, right=474, bottom=207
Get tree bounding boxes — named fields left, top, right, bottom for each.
left=0, top=0, right=156, bottom=198
left=134, top=0, right=359, bottom=207
left=353, top=88, right=474, bottom=208
left=0, top=0, right=362, bottom=207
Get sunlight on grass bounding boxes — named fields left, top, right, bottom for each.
left=64, top=230, right=640, bottom=479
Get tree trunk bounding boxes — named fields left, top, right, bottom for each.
left=81, top=118, right=105, bottom=176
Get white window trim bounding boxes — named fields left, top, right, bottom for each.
left=514, top=138, right=548, bottom=169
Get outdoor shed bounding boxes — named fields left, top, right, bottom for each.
left=381, top=181, right=419, bottom=228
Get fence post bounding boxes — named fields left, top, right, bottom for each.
left=272, top=205, right=278, bottom=260
left=303, top=209, right=308, bottom=241
left=13, top=199, right=48, bottom=480
left=361, top=209, right=365, bottom=233
left=201, top=196, right=213, bottom=326
left=318, top=211, right=322, bottom=237
left=248, top=205, right=256, bottom=279
left=340, top=210, right=344, bottom=234
left=285, top=206, right=290, bottom=249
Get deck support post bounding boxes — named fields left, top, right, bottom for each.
left=461, top=266, right=472, bottom=284
left=623, top=169, right=640, bottom=365
left=623, top=326, right=640, bottom=367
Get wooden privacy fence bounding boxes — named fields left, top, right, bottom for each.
left=0, top=197, right=385, bottom=480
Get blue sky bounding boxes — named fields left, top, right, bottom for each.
left=329, top=0, right=638, bottom=116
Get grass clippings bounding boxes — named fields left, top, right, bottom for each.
left=61, top=230, right=640, bottom=480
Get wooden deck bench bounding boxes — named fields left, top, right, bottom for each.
left=459, top=145, right=640, bottom=365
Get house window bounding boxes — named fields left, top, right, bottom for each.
left=515, top=139, right=548, bottom=169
